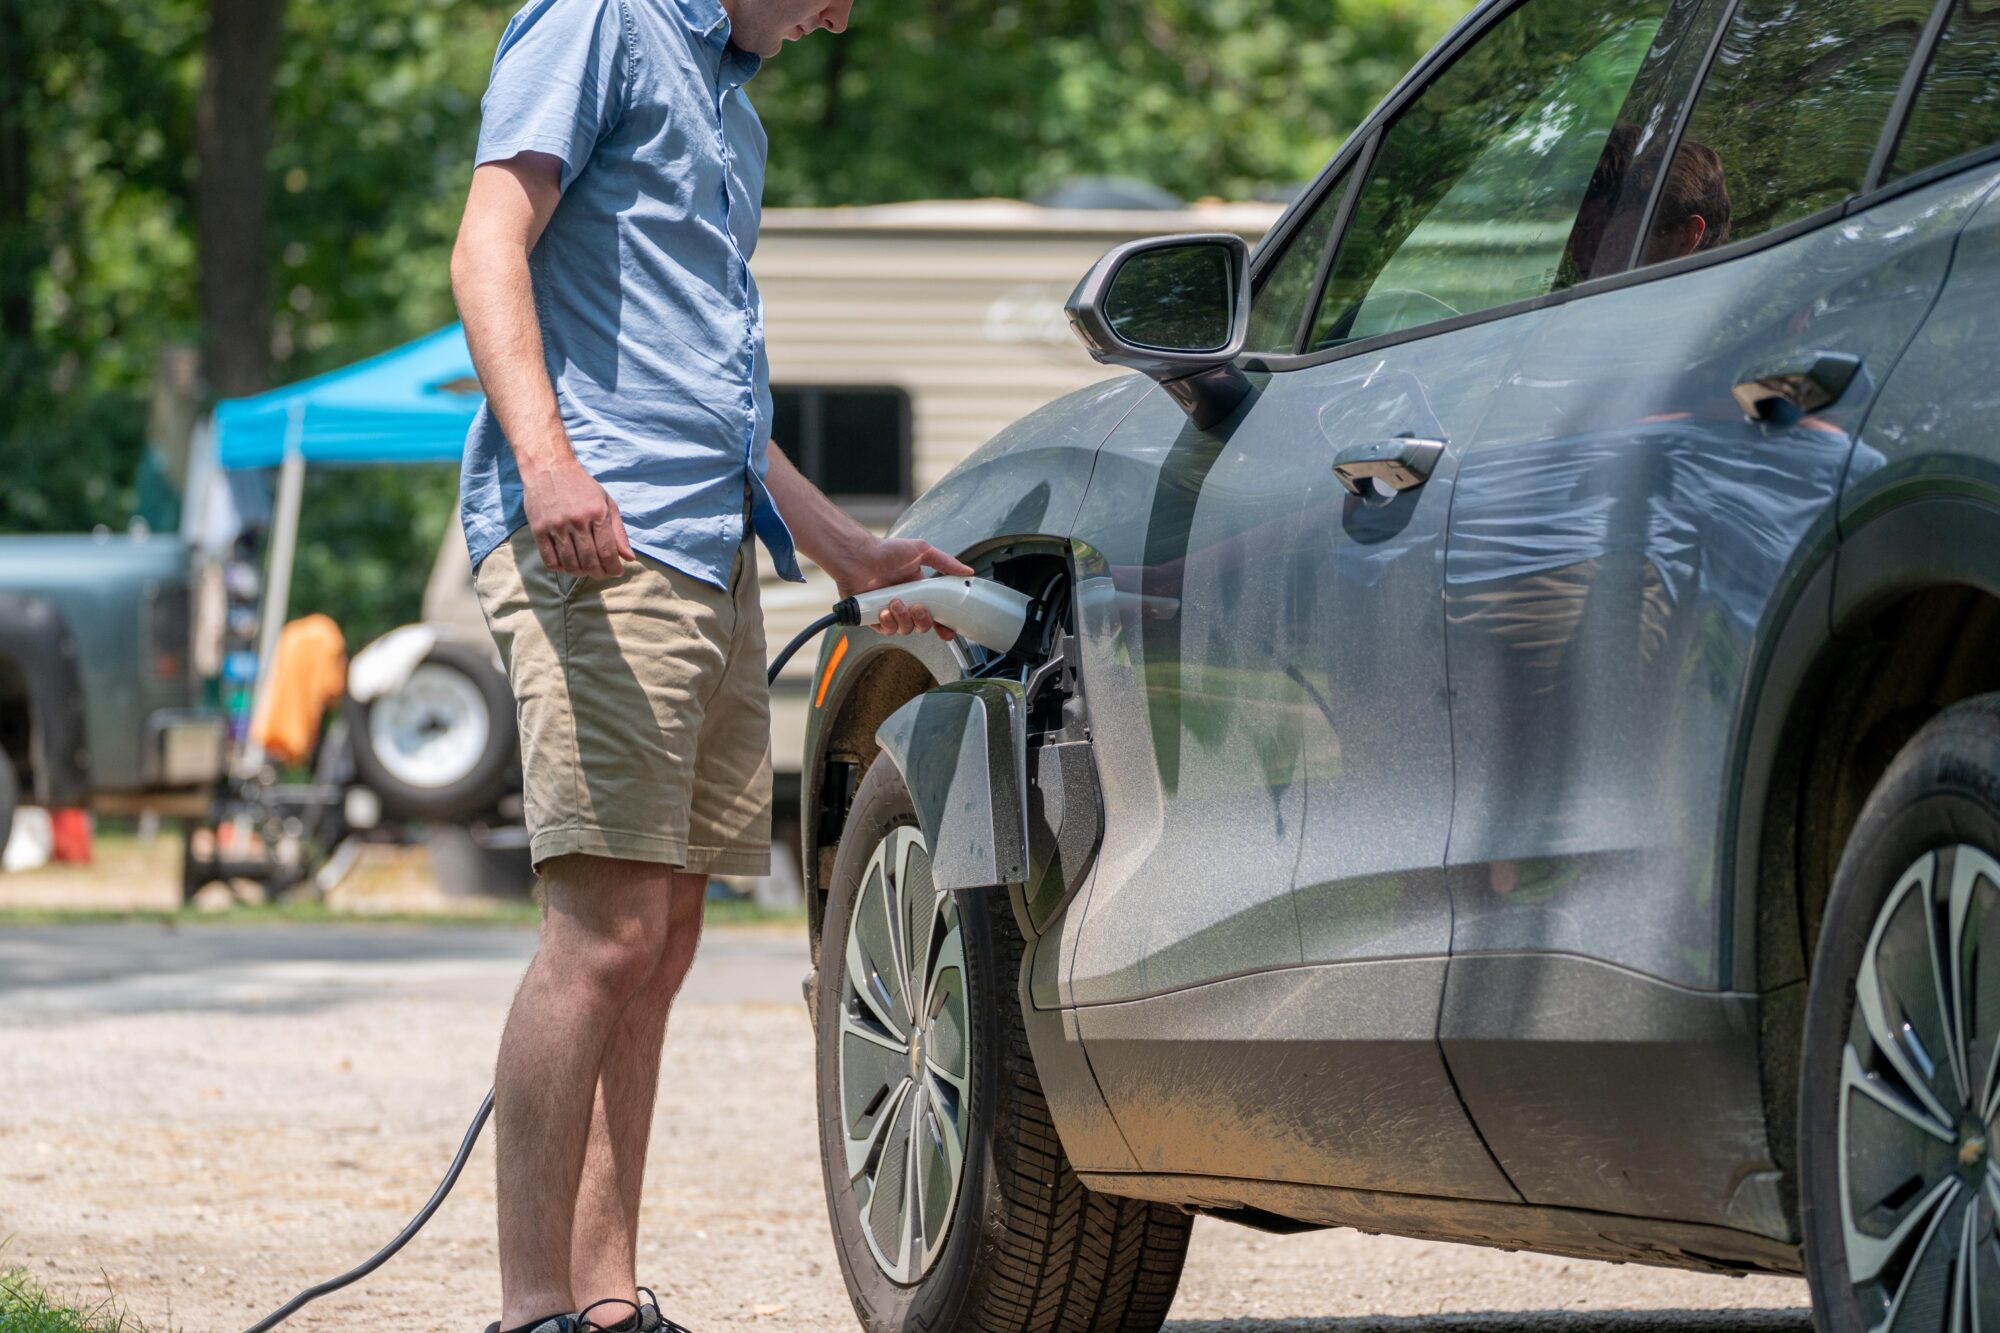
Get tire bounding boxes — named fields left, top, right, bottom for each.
left=346, top=640, right=514, bottom=822
left=815, top=758, right=1192, bottom=1333
left=0, top=756, right=18, bottom=870
left=1801, top=693, right=2000, bottom=1332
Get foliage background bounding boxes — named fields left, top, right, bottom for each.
left=2, top=0, right=1461, bottom=647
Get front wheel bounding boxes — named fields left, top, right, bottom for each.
left=815, top=757, right=1192, bottom=1332
left=1802, top=695, right=2000, bottom=1331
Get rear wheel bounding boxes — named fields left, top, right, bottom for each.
left=815, top=758, right=1192, bottom=1332
left=1802, top=695, right=2000, bottom=1331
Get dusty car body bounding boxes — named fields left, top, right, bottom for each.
left=798, top=0, right=2000, bottom=1325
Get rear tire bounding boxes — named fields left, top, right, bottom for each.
left=1801, top=694, right=2000, bottom=1332
left=0, top=757, right=19, bottom=870
left=347, top=640, right=514, bottom=822
left=815, top=758, right=1192, bottom=1332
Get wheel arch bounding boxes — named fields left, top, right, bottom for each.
left=1741, top=493, right=2000, bottom=1238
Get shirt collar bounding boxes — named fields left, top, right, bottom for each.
left=672, top=0, right=762, bottom=82
left=674, top=0, right=731, bottom=39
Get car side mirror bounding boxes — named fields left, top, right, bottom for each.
left=1065, top=233, right=1253, bottom=430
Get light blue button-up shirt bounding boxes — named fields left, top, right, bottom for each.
left=459, top=0, right=803, bottom=589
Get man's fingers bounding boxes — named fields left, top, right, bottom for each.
left=536, top=531, right=563, bottom=576
left=608, top=507, right=635, bottom=563
left=926, top=545, right=975, bottom=577
left=554, top=528, right=589, bottom=577
left=591, top=520, right=624, bottom=579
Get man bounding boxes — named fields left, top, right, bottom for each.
left=451, top=2, right=966, bottom=1330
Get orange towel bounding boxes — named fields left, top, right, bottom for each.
left=254, top=613, right=348, bottom=765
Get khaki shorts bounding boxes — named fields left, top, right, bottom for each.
left=473, top=526, right=772, bottom=875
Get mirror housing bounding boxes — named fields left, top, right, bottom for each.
left=1065, top=233, right=1253, bottom=430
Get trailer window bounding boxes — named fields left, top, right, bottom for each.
left=772, top=386, right=912, bottom=508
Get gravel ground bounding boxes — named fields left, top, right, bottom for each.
left=1, top=921, right=1812, bottom=1332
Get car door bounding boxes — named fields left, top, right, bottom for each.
left=1435, top=0, right=2000, bottom=1231
left=1062, top=0, right=1718, bottom=1200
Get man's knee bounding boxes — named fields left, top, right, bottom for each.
left=536, top=855, right=675, bottom=1001
left=636, top=875, right=706, bottom=996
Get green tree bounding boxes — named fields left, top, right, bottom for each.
left=2, top=0, right=1464, bottom=649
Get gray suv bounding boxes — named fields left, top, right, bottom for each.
left=798, top=0, right=2000, bottom=1327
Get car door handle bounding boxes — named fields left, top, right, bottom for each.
left=1332, top=435, right=1446, bottom=496
left=1731, top=351, right=1863, bottom=422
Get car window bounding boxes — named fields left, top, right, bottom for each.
left=1244, top=169, right=1347, bottom=355
left=1641, top=0, right=1935, bottom=263
left=1889, top=0, right=2000, bottom=180
left=1304, top=0, right=1687, bottom=352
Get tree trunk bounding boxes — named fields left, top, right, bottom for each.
left=0, top=0, right=33, bottom=345
left=196, top=0, right=286, bottom=400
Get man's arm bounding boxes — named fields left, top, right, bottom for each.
left=762, top=444, right=973, bottom=638
left=451, top=152, right=631, bottom=580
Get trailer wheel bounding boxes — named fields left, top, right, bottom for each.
left=347, top=641, right=514, bottom=822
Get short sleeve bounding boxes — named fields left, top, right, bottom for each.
left=477, top=0, right=632, bottom=191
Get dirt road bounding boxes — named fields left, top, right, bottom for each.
left=1, top=922, right=1811, bottom=1331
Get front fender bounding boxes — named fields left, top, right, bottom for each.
left=874, top=680, right=1030, bottom=891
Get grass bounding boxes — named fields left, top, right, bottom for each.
left=0, top=895, right=805, bottom=930
left=0, top=1267, right=153, bottom=1333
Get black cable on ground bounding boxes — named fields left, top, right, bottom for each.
left=241, top=1089, right=495, bottom=1333
left=239, top=613, right=843, bottom=1332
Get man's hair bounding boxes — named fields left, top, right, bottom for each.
left=1652, top=136, right=1731, bottom=252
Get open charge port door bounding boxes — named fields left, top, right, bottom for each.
left=873, top=674, right=1104, bottom=925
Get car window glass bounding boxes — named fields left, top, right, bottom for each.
left=1643, top=0, right=1934, bottom=263
left=1244, top=169, right=1347, bottom=354
left=1305, top=0, right=1677, bottom=352
left=1890, top=0, right=2000, bottom=180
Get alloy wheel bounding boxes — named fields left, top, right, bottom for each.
left=837, top=823, right=972, bottom=1285
left=1840, top=844, right=2000, bottom=1329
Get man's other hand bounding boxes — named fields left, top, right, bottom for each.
left=524, top=459, right=634, bottom=580
left=835, top=538, right=976, bottom=640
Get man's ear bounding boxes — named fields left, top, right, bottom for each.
left=1682, top=214, right=1708, bottom=255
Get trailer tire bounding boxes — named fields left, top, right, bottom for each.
left=347, top=641, right=514, bottom=822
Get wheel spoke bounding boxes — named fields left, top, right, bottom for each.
left=846, top=851, right=909, bottom=1040
left=847, top=1074, right=911, bottom=1186
left=896, top=829, right=940, bottom=1015
left=1879, top=1182, right=1962, bottom=1324
left=1858, top=853, right=1960, bottom=1131
left=877, top=834, right=916, bottom=1030
left=926, top=1067, right=965, bottom=1183
left=1952, top=1199, right=1977, bottom=1333
left=841, top=1009, right=907, bottom=1056
left=1939, top=845, right=1975, bottom=1110
left=915, top=1088, right=960, bottom=1266
left=859, top=1078, right=918, bottom=1275
left=1847, top=1045, right=1957, bottom=1145
left=901, top=1082, right=925, bottom=1276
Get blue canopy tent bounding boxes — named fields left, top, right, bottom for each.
left=211, top=325, right=482, bottom=772
left=215, top=323, right=482, bottom=469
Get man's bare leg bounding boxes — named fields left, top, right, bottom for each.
left=568, top=870, right=707, bottom=1320
left=495, top=855, right=674, bottom=1331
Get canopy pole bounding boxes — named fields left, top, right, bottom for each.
left=236, top=402, right=307, bottom=779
